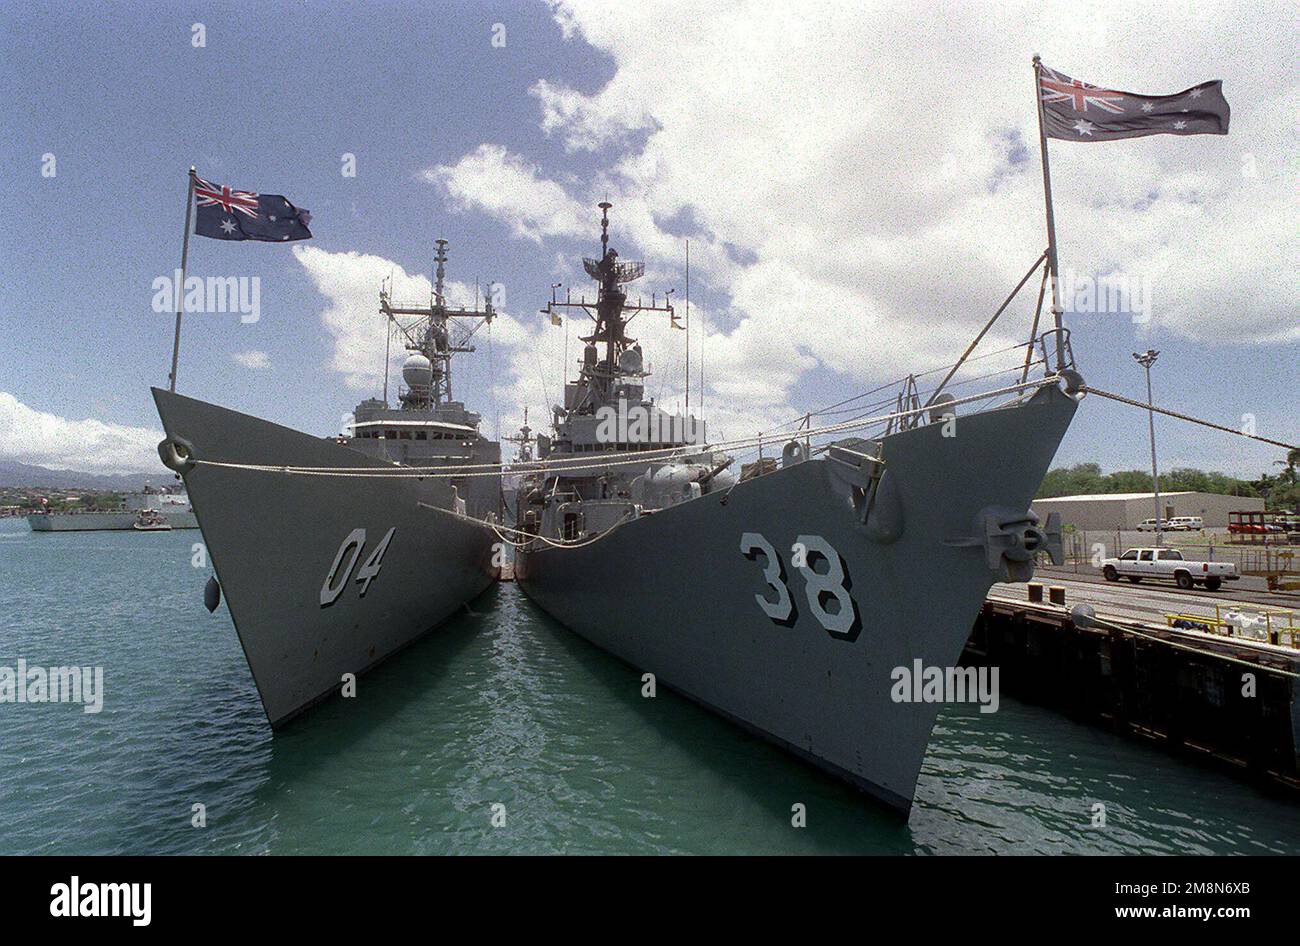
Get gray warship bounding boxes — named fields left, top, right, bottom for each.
left=153, top=240, right=502, bottom=727
left=513, top=204, right=1081, bottom=815
left=501, top=408, right=536, bottom=526
left=27, top=484, right=198, bottom=531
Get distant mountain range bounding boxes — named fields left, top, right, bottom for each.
left=0, top=459, right=172, bottom=491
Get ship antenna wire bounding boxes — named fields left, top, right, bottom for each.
left=685, top=238, right=690, bottom=414
left=698, top=253, right=704, bottom=427
left=382, top=296, right=392, bottom=404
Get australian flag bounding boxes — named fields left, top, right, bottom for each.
left=1038, top=65, right=1230, bottom=141
left=193, top=174, right=313, bottom=242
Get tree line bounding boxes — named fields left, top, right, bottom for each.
left=1037, top=450, right=1300, bottom=512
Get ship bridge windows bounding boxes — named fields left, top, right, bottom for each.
left=567, top=442, right=682, bottom=453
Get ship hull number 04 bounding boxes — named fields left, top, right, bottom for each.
left=320, top=527, right=396, bottom=607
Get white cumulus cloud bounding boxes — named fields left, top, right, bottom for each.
left=294, top=245, right=445, bottom=391
left=232, top=350, right=270, bottom=369
left=0, top=392, right=161, bottom=474
left=426, top=144, right=591, bottom=243
left=429, top=0, right=1299, bottom=424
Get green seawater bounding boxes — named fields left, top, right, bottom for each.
left=1, top=518, right=1296, bottom=855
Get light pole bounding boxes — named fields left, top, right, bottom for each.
left=1133, top=350, right=1162, bottom=545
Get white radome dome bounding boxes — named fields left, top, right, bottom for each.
left=402, top=353, right=432, bottom=389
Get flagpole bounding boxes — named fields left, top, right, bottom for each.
left=1031, top=55, right=1066, bottom=373
left=168, top=167, right=197, bottom=392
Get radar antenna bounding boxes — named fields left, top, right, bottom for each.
left=379, top=239, right=495, bottom=409
left=503, top=407, right=535, bottom=464
left=540, top=202, right=675, bottom=408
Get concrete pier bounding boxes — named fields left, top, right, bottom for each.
left=970, top=575, right=1300, bottom=793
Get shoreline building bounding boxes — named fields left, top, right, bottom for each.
left=1031, top=491, right=1264, bottom=531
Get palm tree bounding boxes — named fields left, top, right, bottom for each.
left=1275, top=447, right=1300, bottom=487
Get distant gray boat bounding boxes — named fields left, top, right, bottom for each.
left=27, top=486, right=198, bottom=531
left=153, top=240, right=502, bottom=728
left=513, top=204, right=1080, bottom=815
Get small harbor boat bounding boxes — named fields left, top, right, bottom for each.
left=132, top=508, right=173, bottom=531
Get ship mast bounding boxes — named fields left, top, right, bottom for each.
left=503, top=407, right=534, bottom=464
left=540, top=202, right=675, bottom=412
left=378, top=239, right=495, bottom=410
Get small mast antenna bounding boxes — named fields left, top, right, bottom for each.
left=382, top=307, right=391, bottom=403
left=382, top=269, right=395, bottom=403
left=698, top=288, right=704, bottom=424
left=434, top=238, right=448, bottom=308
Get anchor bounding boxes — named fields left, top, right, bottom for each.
left=946, top=506, right=1062, bottom=582
left=825, top=438, right=903, bottom=544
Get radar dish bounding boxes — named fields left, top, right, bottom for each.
left=583, top=258, right=645, bottom=283
left=618, top=347, right=644, bottom=374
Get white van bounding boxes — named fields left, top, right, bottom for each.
left=1168, top=516, right=1204, bottom=531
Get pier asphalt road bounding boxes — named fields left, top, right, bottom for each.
left=993, top=567, right=1298, bottom=627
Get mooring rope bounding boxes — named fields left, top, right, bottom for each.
left=417, top=500, right=634, bottom=550
left=1081, top=386, right=1297, bottom=451
left=190, top=377, right=1059, bottom=480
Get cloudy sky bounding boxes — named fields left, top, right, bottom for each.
left=1, top=0, right=1294, bottom=477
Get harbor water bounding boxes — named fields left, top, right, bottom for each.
left=1, top=518, right=1297, bottom=855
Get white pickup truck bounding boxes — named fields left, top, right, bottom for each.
left=1101, top=547, right=1240, bottom=591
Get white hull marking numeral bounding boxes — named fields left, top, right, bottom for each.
left=739, top=532, right=796, bottom=625
left=740, top=532, right=861, bottom=640
left=320, top=527, right=395, bottom=607
left=793, top=534, right=860, bottom=638
left=355, top=527, right=395, bottom=596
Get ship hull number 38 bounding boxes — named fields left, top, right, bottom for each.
left=739, top=532, right=862, bottom=640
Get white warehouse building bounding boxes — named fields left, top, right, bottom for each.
left=1030, top=491, right=1264, bottom=531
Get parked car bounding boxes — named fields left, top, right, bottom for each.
left=1228, top=516, right=1283, bottom=535
left=1167, top=516, right=1204, bottom=531
left=1101, top=547, right=1239, bottom=591
left=1134, top=518, right=1169, bottom=532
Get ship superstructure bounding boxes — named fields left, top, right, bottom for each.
left=338, top=239, right=501, bottom=521
left=515, top=202, right=736, bottom=542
